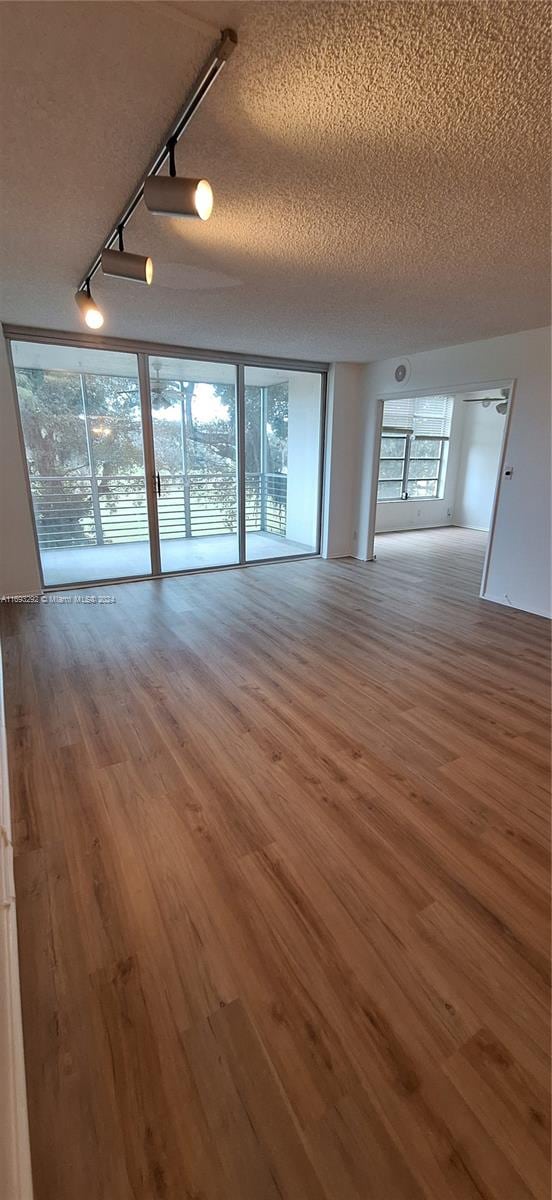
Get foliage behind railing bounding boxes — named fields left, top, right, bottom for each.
left=30, top=471, right=287, bottom=550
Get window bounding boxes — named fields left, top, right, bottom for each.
left=377, top=395, right=453, bottom=502
left=244, top=366, right=323, bottom=561
left=12, top=342, right=151, bottom=585
left=11, top=337, right=326, bottom=586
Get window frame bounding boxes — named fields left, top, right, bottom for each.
left=5, top=326, right=328, bottom=590
left=377, top=427, right=448, bottom=502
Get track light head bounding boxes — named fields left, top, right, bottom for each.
left=101, top=248, right=153, bottom=285
left=75, top=283, right=104, bottom=329
left=144, top=176, right=213, bottom=220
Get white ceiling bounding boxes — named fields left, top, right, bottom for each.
left=0, top=1, right=549, bottom=362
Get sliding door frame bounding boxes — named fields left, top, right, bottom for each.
left=137, top=353, right=161, bottom=576
left=4, top=325, right=328, bottom=375
left=236, top=363, right=247, bottom=565
left=5, top=325, right=328, bottom=591
left=5, top=337, right=46, bottom=591
left=315, top=369, right=328, bottom=556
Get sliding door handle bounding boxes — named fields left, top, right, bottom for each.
left=156, top=471, right=161, bottom=497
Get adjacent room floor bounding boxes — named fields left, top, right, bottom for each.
left=2, top=527, right=550, bottom=1200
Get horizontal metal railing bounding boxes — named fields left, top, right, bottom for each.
left=29, top=471, right=287, bottom=550
left=247, top=471, right=287, bottom=536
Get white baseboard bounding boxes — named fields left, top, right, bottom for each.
left=374, top=520, right=454, bottom=535
left=0, top=653, right=34, bottom=1200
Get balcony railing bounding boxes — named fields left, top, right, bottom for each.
left=29, top=472, right=287, bottom=551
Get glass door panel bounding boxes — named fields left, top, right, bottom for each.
left=11, top=341, right=151, bottom=585
left=149, top=357, right=238, bottom=572
left=243, top=366, right=323, bottom=562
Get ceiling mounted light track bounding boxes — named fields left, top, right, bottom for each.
left=101, top=226, right=153, bottom=284
left=74, top=27, right=237, bottom=327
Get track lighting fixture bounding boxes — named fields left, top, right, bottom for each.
left=74, top=281, right=104, bottom=329
left=144, top=139, right=213, bottom=220
left=74, top=28, right=236, bottom=326
left=101, top=227, right=153, bottom=284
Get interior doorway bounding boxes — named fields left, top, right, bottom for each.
left=370, top=383, right=513, bottom=598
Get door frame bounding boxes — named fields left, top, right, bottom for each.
left=5, top=326, right=328, bottom=590
left=3, top=324, right=328, bottom=374
left=236, top=363, right=247, bottom=565
left=137, top=353, right=161, bottom=576
left=365, top=378, right=516, bottom=600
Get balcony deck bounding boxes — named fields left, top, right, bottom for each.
left=40, top=532, right=314, bottom=586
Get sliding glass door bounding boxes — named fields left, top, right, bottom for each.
left=11, top=336, right=326, bottom=586
left=244, top=366, right=323, bottom=561
left=11, top=341, right=151, bottom=585
left=149, top=357, right=238, bottom=572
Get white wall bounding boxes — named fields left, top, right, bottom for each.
left=285, top=372, right=322, bottom=548
left=454, top=401, right=505, bottom=531
left=0, top=337, right=41, bottom=596
left=321, top=364, right=362, bottom=558
left=356, top=326, right=551, bottom=618
left=375, top=397, right=465, bottom=534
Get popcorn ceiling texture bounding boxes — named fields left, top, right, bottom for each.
left=0, top=0, right=549, bottom=360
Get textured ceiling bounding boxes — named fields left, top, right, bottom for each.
left=0, top=0, right=550, bottom=361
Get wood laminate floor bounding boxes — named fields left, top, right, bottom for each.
left=2, top=527, right=550, bottom=1200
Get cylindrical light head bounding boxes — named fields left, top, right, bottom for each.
left=101, top=248, right=153, bottom=285
left=74, top=288, right=104, bottom=329
left=144, top=175, right=213, bottom=220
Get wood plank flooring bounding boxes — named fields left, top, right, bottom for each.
left=2, top=527, right=550, bottom=1200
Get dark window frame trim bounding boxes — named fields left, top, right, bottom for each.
left=377, top=429, right=449, bottom=502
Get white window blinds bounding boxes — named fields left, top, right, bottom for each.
left=383, top=395, right=454, bottom=438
